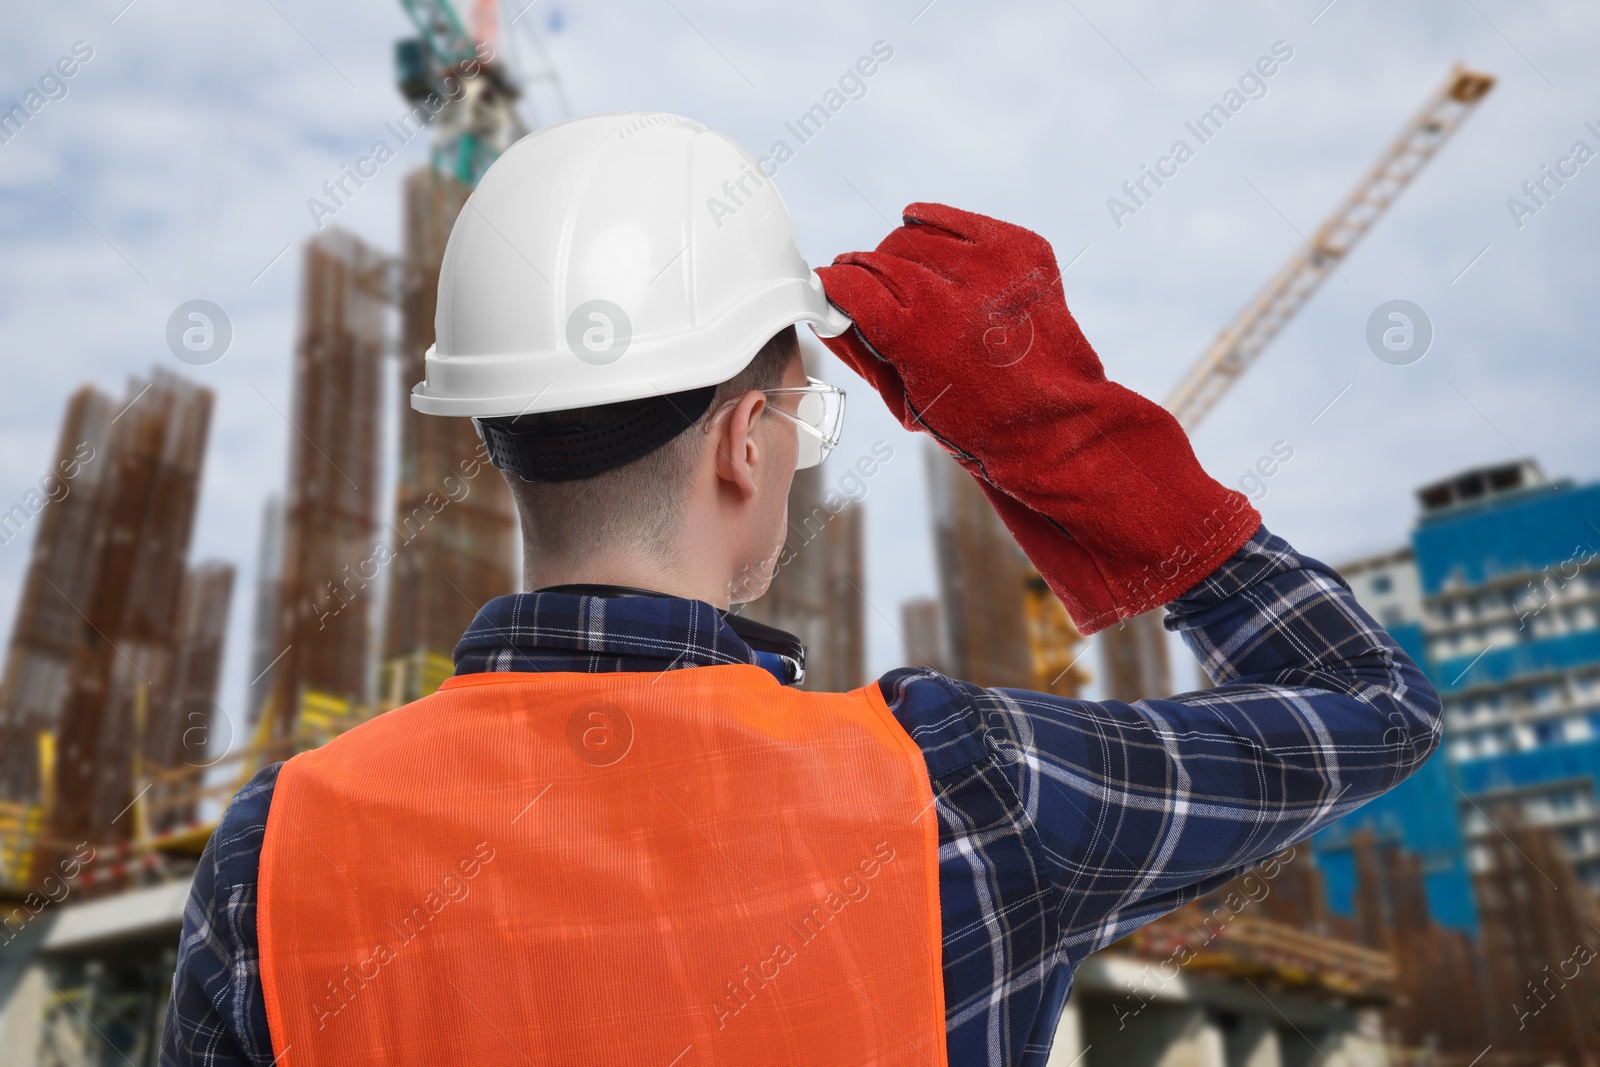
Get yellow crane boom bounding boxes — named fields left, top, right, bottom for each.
left=1103, top=65, right=1495, bottom=704
left=1165, top=65, right=1495, bottom=431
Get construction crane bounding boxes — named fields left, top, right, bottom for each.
left=394, top=0, right=528, bottom=186
left=0, top=4, right=546, bottom=908
left=1165, top=66, right=1496, bottom=430
left=1101, top=65, right=1496, bottom=703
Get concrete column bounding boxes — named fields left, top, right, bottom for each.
left=1279, top=1024, right=1333, bottom=1067
left=0, top=963, right=48, bottom=1067
left=1227, top=1017, right=1283, bottom=1067
left=1194, top=1014, right=1229, bottom=1067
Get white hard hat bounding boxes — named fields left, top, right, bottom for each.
left=411, top=112, right=852, bottom=419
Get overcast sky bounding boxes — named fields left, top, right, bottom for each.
left=2, top=0, right=1597, bottom=747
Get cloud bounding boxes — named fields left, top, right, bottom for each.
left=1, top=0, right=1596, bottom=713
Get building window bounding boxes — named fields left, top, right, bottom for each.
left=1535, top=719, right=1565, bottom=746
left=1372, top=574, right=1393, bottom=594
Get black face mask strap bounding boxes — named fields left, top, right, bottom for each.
left=477, top=385, right=718, bottom=482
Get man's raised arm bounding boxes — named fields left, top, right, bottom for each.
left=818, top=202, right=1441, bottom=957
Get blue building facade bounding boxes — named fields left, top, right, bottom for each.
left=1313, top=461, right=1600, bottom=932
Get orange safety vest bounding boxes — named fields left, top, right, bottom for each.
left=258, top=665, right=948, bottom=1066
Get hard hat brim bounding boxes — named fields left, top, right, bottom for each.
left=411, top=273, right=853, bottom=418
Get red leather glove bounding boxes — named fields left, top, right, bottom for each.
left=815, top=203, right=1260, bottom=635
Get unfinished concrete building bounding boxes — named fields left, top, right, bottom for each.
left=144, top=562, right=234, bottom=834
left=806, top=502, right=866, bottom=692
left=900, top=597, right=945, bottom=673
left=1473, top=814, right=1600, bottom=1064
left=741, top=461, right=866, bottom=693
left=0, top=386, right=115, bottom=808
left=381, top=169, right=519, bottom=706
left=259, top=231, right=390, bottom=740
left=245, top=495, right=283, bottom=725
left=52, top=372, right=214, bottom=847
left=1101, top=611, right=1173, bottom=703
left=926, top=446, right=1038, bottom=690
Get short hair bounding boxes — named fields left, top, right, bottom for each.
left=504, top=326, right=800, bottom=562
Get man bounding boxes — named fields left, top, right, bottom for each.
left=162, top=114, right=1439, bottom=1067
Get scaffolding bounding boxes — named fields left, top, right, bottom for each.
left=1023, top=572, right=1090, bottom=698
left=144, top=562, right=234, bottom=835
left=926, top=445, right=1083, bottom=690
left=49, top=372, right=214, bottom=850
left=1118, top=851, right=1397, bottom=1011
left=1471, top=810, right=1600, bottom=1065
left=741, top=459, right=867, bottom=693
left=380, top=168, right=519, bottom=705
left=900, top=598, right=945, bottom=673
left=0, top=371, right=230, bottom=886
left=0, top=386, right=115, bottom=808
left=259, top=231, right=390, bottom=740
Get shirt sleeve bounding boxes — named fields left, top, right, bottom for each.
left=881, top=525, right=1441, bottom=965
left=159, top=763, right=282, bottom=1067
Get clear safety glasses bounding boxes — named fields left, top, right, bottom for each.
left=766, top=377, right=846, bottom=469
left=712, top=377, right=846, bottom=470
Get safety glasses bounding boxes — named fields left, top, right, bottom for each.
left=712, top=377, right=846, bottom=470
left=766, top=377, right=846, bottom=469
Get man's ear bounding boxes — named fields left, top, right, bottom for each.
left=713, top=391, right=768, bottom=498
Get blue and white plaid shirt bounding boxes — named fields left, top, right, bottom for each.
left=159, top=525, right=1440, bottom=1067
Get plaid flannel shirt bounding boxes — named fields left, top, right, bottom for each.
left=159, top=525, right=1440, bottom=1067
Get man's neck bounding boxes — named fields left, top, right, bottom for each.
left=525, top=555, right=733, bottom=609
